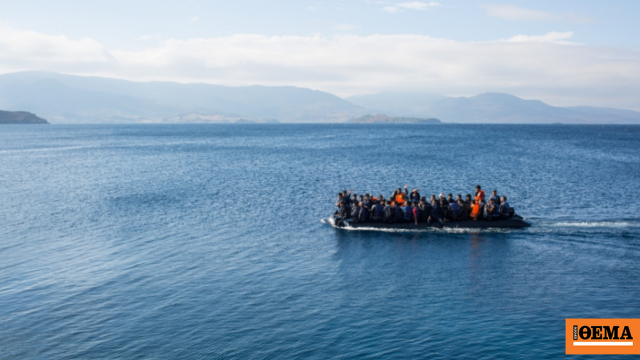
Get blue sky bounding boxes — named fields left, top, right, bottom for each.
left=0, top=0, right=639, bottom=108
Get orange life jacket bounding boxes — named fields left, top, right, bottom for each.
left=475, top=190, right=485, bottom=202
left=470, top=203, right=480, bottom=217
left=395, top=193, right=405, bottom=205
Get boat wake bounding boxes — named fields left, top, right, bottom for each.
left=322, top=218, right=640, bottom=234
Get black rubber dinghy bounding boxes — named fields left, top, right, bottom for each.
left=330, top=214, right=530, bottom=230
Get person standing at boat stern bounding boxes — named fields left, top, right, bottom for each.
left=391, top=185, right=408, bottom=206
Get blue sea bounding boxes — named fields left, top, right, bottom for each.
left=1, top=124, right=639, bottom=359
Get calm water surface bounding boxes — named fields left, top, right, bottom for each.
left=1, top=124, right=639, bottom=359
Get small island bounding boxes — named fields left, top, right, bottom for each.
left=0, top=111, right=48, bottom=124
left=348, top=114, right=441, bottom=124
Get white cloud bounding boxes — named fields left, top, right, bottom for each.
left=189, top=16, right=199, bottom=22
left=504, top=31, right=574, bottom=43
left=382, top=6, right=401, bottom=13
left=0, top=25, right=639, bottom=109
left=482, top=4, right=555, bottom=21
left=398, top=2, right=441, bottom=11
left=306, top=5, right=317, bottom=11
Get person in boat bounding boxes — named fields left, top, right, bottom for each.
left=409, top=188, right=421, bottom=204
left=394, top=201, right=405, bottom=223
left=457, top=199, right=469, bottom=220
left=371, top=200, right=385, bottom=222
left=403, top=201, right=414, bottom=223
left=419, top=197, right=431, bottom=223
left=391, top=185, right=408, bottom=206
left=483, top=199, right=497, bottom=221
left=439, top=198, right=450, bottom=221
left=412, top=202, right=422, bottom=225
left=465, top=194, right=472, bottom=206
left=448, top=198, right=460, bottom=221
left=342, top=189, right=353, bottom=204
left=335, top=201, right=349, bottom=226
left=377, top=194, right=386, bottom=203
left=499, top=196, right=511, bottom=219
left=430, top=198, right=443, bottom=225
left=447, top=193, right=455, bottom=205
left=475, top=185, right=485, bottom=202
left=430, top=194, right=437, bottom=205
left=460, top=197, right=471, bottom=219
left=384, top=200, right=395, bottom=223
left=335, top=193, right=344, bottom=208
left=363, top=194, right=373, bottom=212
left=359, top=202, right=370, bottom=223
left=492, top=198, right=501, bottom=220
left=489, top=190, right=500, bottom=205
left=470, top=199, right=481, bottom=221
left=350, top=202, right=362, bottom=223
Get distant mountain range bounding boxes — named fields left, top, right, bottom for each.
left=348, top=114, right=441, bottom=124
left=0, top=110, right=48, bottom=124
left=1, top=71, right=639, bottom=124
left=347, top=92, right=640, bottom=124
left=0, top=72, right=363, bottom=123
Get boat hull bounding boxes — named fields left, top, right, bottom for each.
left=331, top=215, right=530, bottom=230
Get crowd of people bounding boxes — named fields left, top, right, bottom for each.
left=333, top=185, right=513, bottom=226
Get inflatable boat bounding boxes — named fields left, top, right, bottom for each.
left=330, top=214, right=530, bottom=230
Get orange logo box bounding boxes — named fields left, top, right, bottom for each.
left=566, top=319, right=639, bottom=355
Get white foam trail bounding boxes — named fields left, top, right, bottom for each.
left=548, top=221, right=640, bottom=228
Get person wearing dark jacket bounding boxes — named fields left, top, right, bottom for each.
left=465, top=194, right=472, bottom=207
left=403, top=202, right=414, bottom=222
left=394, top=201, right=404, bottom=223
left=449, top=199, right=460, bottom=221
left=430, top=199, right=442, bottom=225
left=499, top=196, right=511, bottom=219
left=489, top=190, right=500, bottom=206
left=419, top=198, right=431, bottom=222
left=409, top=189, right=421, bottom=204
left=335, top=202, right=349, bottom=226
left=342, top=189, right=352, bottom=204
left=483, top=199, right=496, bottom=221
left=371, top=200, right=385, bottom=222
left=363, top=194, right=373, bottom=212
left=359, top=202, right=370, bottom=223
left=447, top=193, right=455, bottom=205
left=457, top=199, right=469, bottom=221
left=383, top=200, right=395, bottom=223
left=351, top=202, right=361, bottom=223
left=439, top=199, right=450, bottom=221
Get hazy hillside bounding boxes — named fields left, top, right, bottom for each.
left=347, top=92, right=640, bottom=124
left=0, top=72, right=365, bottom=123
left=2, top=72, right=639, bottom=124
left=348, top=114, right=441, bottom=124
left=0, top=110, right=48, bottom=124
left=346, top=92, right=447, bottom=116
